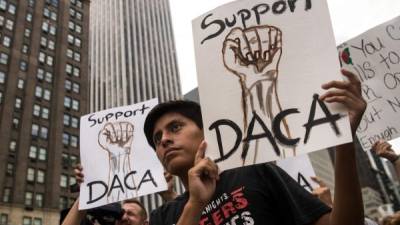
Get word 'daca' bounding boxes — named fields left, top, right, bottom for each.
left=209, top=94, right=344, bottom=163
left=86, top=169, right=157, bottom=204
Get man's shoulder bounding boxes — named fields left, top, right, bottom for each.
left=151, top=192, right=188, bottom=217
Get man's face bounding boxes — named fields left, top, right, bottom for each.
left=152, top=112, right=204, bottom=174
left=117, top=202, right=147, bottom=225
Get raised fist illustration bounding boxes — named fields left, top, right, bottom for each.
left=223, top=25, right=282, bottom=89
left=98, top=122, right=134, bottom=157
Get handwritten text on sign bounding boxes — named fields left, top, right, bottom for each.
left=338, top=16, right=400, bottom=150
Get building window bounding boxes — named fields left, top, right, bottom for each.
left=2, top=35, right=11, bottom=47
left=35, top=86, right=42, bottom=98
left=6, top=163, right=13, bottom=176
left=22, top=44, right=29, bottom=54
left=0, top=214, right=8, bottom=225
left=33, top=218, right=42, bottom=225
left=38, top=52, right=46, bottom=64
left=40, top=37, right=47, bottom=48
left=23, top=217, right=32, bottom=225
left=7, top=3, right=16, bottom=15
left=70, top=135, right=78, bottom=148
left=76, top=12, right=82, bottom=21
left=59, top=196, right=68, bottom=210
left=15, top=97, right=22, bottom=109
left=35, top=194, right=44, bottom=208
left=63, top=114, right=70, bottom=126
left=69, top=176, right=76, bottom=186
left=32, top=124, right=39, bottom=136
left=66, top=49, right=73, bottom=58
left=0, top=52, right=8, bottom=64
left=33, top=104, right=40, bottom=117
left=64, top=96, right=71, bottom=108
left=60, top=174, right=68, bottom=188
left=71, top=117, right=79, bottom=128
left=67, top=34, right=74, bottom=44
left=5, top=19, right=13, bottom=30
left=62, top=133, right=69, bottom=146
left=49, top=24, right=56, bottom=35
left=9, top=140, right=16, bottom=152
left=0, top=0, right=6, bottom=11
left=27, top=168, right=35, bottom=182
left=12, top=117, right=19, bottom=129
left=28, top=0, right=35, bottom=7
left=42, top=107, right=49, bottom=119
left=25, top=192, right=33, bottom=206
left=48, top=40, right=55, bottom=50
left=72, top=83, right=80, bottom=93
left=2, top=188, right=10, bottom=203
left=37, top=68, right=44, bottom=80
left=29, top=146, right=37, bottom=159
left=37, top=170, right=45, bottom=183
left=40, top=126, right=48, bottom=139
left=74, top=52, right=80, bottom=62
left=0, top=71, right=5, bottom=83
left=38, top=148, right=47, bottom=161
left=24, top=28, right=31, bottom=38
left=45, top=71, right=53, bottom=83
left=43, top=89, right=51, bottom=101
left=26, top=12, right=33, bottom=22
left=20, top=60, right=28, bottom=71
left=72, top=99, right=79, bottom=111
left=65, top=80, right=72, bottom=91
left=46, top=55, right=53, bottom=66
left=66, top=64, right=72, bottom=75
left=17, top=79, right=24, bottom=89
left=50, top=11, right=57, bottom=21
left=0, top=15, right=3, bottom=27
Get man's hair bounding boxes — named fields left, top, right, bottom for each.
left=144, top=100, right=203, bottom=149
left=122, top=198, right=147, bottom=219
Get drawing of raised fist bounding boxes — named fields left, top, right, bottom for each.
left=98, top=122, right=134, bottom=157
left=223, top=25, right=282, bottom=89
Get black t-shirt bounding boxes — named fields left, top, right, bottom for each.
left=150, top=163, right=331, bottom=225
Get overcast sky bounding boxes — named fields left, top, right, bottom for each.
left=169, top=0, right=400, bottom=94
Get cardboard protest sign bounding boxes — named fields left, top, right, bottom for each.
left=389, top=137, right=400, bottom=155
left=192, top=0, right=352, bottom=171
left=337, top=16, right=400, bottom=151
left=79, top=99, right=167, bottom=209
left=277, top=154, right=317, bottom=192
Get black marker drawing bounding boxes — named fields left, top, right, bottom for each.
left=98, top=121, right=136, bottom=202
left=222, top=25, right=295, bottom=165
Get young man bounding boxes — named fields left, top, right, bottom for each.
left=144, top=69, right=366, bottom=225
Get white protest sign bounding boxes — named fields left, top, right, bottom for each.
left=277, top=154, right=317, bottom=192
left=389, top=137, right=400, bottom=155
left=193, top=0, right=352, bottom=171
left=79, top=99, right=167, bottom=209
left=337, top=16, right=400, bottom=151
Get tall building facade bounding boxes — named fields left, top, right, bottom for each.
left=0, top=0, right=89, bottom=224
left=88, top=0, right=182, bottom=213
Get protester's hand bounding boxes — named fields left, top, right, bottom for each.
left=311, top=176, right=333, bottom=207
left=98, top=122, right=134, bottom=156
left=222, top=26, right=282, bottom=87
left=372, top=139, right=398, bottom=162
left=74, top=164, right=84, bottom=185
left=187, top=141, right=219, bottom=210
left=320, top=69, right=367, bottom=135
left=159, top=172, right=177, bottom=202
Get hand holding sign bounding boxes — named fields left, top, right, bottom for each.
left=372, top=139, right=398, bottom=162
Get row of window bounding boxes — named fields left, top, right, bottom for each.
left=0, top=0, right=16, bottom=15
left=65, top=79, right=80, bottom=93
left=33, top=104, right=50, bottom=120
left=37, top=68, right=53, bottom=83
left=66, top=63, right=80, bottom=77
left=0, top=15, right=14, bottom=30
left=62, top=132, right=78, bottom=147
left=35, top=86, right=51, bottom=101
left=69, top=7, right=82, bottom=21
left=23, top=216, right=43, bottom=225
left=32, top=124, right=48, bottom=139
left=64, top=113, right=79, bottom=128
left=27, top=168, right=45, bottom=183
left=67, top=34, right=81, bottom=48
left=25, top=191, right=44, bottom=208
left=29, top=145, right=47, bottom=161
left=64, top=96, right=79, bottom=111
left=60, top=173, right=76, bottom=188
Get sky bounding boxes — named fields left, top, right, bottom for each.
left=169, top=0, right=400, bottom=94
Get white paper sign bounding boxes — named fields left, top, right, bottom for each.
left=338, top=16, right=400, bottom=151
left=389, top=137, right=400, bottom=155
left=277, top=154, right=317, bottom=192
left=79, top=99, right=167, bottom=209
left=193, top=0, right=352, bottom=171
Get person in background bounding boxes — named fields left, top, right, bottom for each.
left=372, top=140, right=400, bottom=179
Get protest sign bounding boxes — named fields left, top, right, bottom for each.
left=79, top=99, right=167, bottom=209
left=338, top=16, right=400, bottom=151
left=277, top=154, right=317, bottom=192
left=389, top=137, right=400, bottom=155
left=192, top=0, right=352, bottom=171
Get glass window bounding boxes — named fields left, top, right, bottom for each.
left=38, top=52, right=46, bottom=63
left=75, top=37, right=81, bottom=48
left=41, top=21, right=49, bottom=32
left=46, top=55, right=53, bottom=66
left=70, top=135, right=78, bottom=148
left=68, top=21, right=74, bottom=30
left=25, top=192, right=33, bottom=206
left=64, top=96, right=71, bottom=108
left=15, top=97, right=22, bottom=109
left=5, top=19, right=13, bottom=30
left=41, top=107, right=49, bottom=119
left=43, top=89, right=51, bottom=101
left=60, top=174, right=68, bottom=187
left=72, top=99, right=79, bottom=111
left=65, top=80, right=72, bottom=91
left=0, top=52, right=8, bottom=64
left=0, top=15, right=4, bottom=26
left=45, top=72, right=52, bottom=83
left=69, top=176, right=76, bottom=185
left=48, top=40, right=55, bottom=50
left=20, top=60, right=28, bottom=71
left=66, top=64, right=72, bottom=74
left=59, top=196, right=67, bottom=210
left=68, top=34, right=74, bottom=44
left=37, top=170, right=45, bottom=183
left=2, top=35, right=11, bottom=47
left=0, top=1, right=6, bottom=11
left=72, top=83, right=80, bottom=93
left=66, top=49, right=73, bottom=58
left=40, top=37, right=47, bottom=48
left=76, top=12, right=82, bottom=21
left=12, top=117, right=19, bottom=129
left=27, top=168, right=35, bottom=182
left=22, top=44, right=29, bottom=54
left=29, top=146, right=37, bottom=159
left=2, top=188, right=11, bottom=203
left=18, top=79, right=25, bottom=89
left=37, top=68, right=44, bottom=80
left=71, top=117, right=79, bottom=128
left=70, top=155, right=78, bottom=166
left=35, top=194, right=44, bottom=208
left=25, top=28, right=31, bottom=38
left=43, top=8, right=50, bottom=18
left=63, top=114, right=70, bottom=126
left=31, top=124, right=39, bottom=136
left=35, top=86, right=42, bottom=98
left=0, top=214, right=8, bottom=225
left=51, top=11, right=57, bottom=21
left=6, top=163, right=13, bottom=176
left=26, top=12, right=33, bottom=22
left=8, top=3, right=16, bottom=15
left=23, top=217, right=32, bottom=225
left=49, top=25, right=56, bottom=35
left=75, top=24, right=82, bottom=34
left=0, top=71, right=5, bottom=83
left=9, top=140, right=16, bottom=151
left=28, top=0, right=35, bottom=7
left=76, top=0, right=82, bottom=8
left=33, top=104, right=40, bottom=117
left=62, top=133, right=69, bottom=145
left=40, top=126, right=48, bottom=139
left=73, top=67, right=80, bottom=77
left=74, top=52, right=80, bottom=62
left=38, top=148, right=47, bottom=161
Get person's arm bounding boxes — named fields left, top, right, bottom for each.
left=176, top=141, right=219, bottom=225
left=314, top=69, right=366, bottom=225
left=311, top=176, right=333, bottom=208
left=372, top=139, right=400, bottom=178
left=61, top=198, right=87, bottom=225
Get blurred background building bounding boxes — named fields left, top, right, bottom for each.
left=0, top=0, right=89, bottom=224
